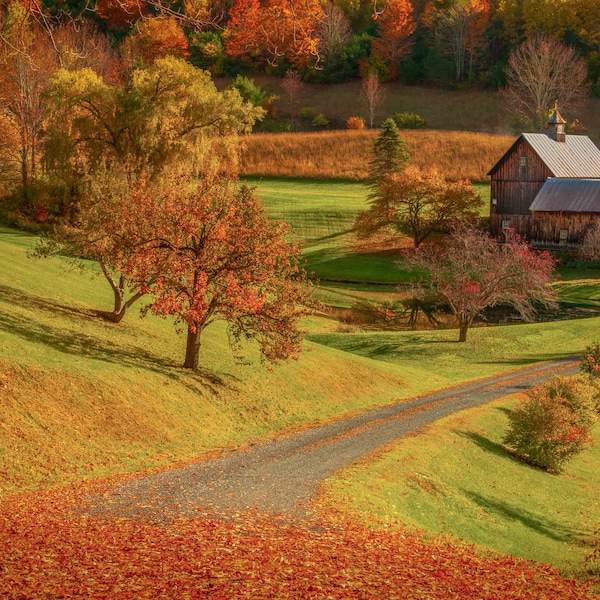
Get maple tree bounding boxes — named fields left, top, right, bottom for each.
left=371, top=0, right=416, bottom=79
left=95, top=0, right=146, bottom=28
left=41, top=58, right=263, bottom=322
left=116, top=171, right=311, bottom=370
left=502, top=37, right=588, bottom=131
left=356, top=165, right=480, bottom=248
left=224, top=0, right=324, bottom=68
left=404, top=223, right=558, bottom=342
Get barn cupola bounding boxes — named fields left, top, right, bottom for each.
left=547, top=102, right=567, bottom=142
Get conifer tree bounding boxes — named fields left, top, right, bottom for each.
left=368, top=117, right=410, bottom=186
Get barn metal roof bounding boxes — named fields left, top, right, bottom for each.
left=530, top=178, right=600, bottom=212
left=522, top=133, right=600, bottom=177
left=488, top=133, right=600, bottom=177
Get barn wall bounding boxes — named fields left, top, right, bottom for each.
left=530, top=212, right=599, bottom=246
left=491, top=213, right=532, bottom=238
left=490, top=138, right=552, bottom=236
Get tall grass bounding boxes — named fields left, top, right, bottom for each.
left=240, top=130, right=514, bottom=181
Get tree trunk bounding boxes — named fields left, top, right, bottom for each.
left=458, top=317, right=470, bottom=342
left=183, top=324, right=202, bottom=370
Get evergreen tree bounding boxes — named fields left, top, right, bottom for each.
left=368, top=118, right=410, bottom=186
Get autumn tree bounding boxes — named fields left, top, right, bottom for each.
left=95, top=0, right=146, bottom=29
left=281, top=69, right=304, bottom=127
left=318, top=2, right=352, bottom=63
left=224, top=0, right=324, bottom=68
left=121, top=15, right=190, bottom=67
left=503, top=375, right=596, bottom=473
left=371, top=0, right=416, bottom=79
left=119, top=171, right=312, bottom=370
left=0, top=1, right=58, bottom=213
left=44, top=56, right=263, bottom=192
left=356, top=165, right=481, bottom=248
left=424, top=0, right=491, bottom=83
left=360, top=71, right=385, bottom=128
left=41, top=58, right=263, bottom=321
left=31, top=169, right=152, bottom=322
left=502, top=37, right=588, bottom=131
left=404, top=223, right=557, bottom=342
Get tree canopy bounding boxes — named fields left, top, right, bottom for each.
left=404, top=223, right=558, bottom=342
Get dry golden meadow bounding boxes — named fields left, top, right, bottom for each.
left=240, top=129, right=514, bottom=181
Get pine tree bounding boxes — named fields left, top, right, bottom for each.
left=368, top=118, right=411, bottom=186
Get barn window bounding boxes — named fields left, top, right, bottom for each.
left=519, top=156, right=527, bottom=167
left=501, top=219, right=511, bottom=230
left=559, top=229, right=569, bottom=246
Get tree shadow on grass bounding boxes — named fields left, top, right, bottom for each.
left=461, top=490, right=587, bottom=544
left=0, top=284, right=229, bottom=394
left=454, top=430, right=508, bottom=460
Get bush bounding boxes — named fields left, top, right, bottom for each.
left=392, top=111, right=426, bottom=129
left=347, top=116, right=366, bottom=130
left=311, top=113, right=329, bottom=128
left=503, top=376, right=595, bottom=473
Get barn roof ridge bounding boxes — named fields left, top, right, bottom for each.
left=488, top=132, right=600, bottom=178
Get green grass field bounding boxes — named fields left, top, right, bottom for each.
left=2, top=170, right=600, bottom=576
left=319, top=397, right=600, bottom=573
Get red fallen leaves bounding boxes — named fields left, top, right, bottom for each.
left=0, top=486, right=597, bottom=599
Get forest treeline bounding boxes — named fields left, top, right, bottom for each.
left=28, top=0, right=600, bottom=91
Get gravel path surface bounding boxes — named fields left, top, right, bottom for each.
left=81, top=357, right=579, bottom=521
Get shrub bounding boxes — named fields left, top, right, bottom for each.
left=299, top=107, right=316, bottom=120
left=347, top=116, right=366, bottom=130
left=392, top=111, right=426, bottom=129
left=503, top=376, right=595, bottom=473
left=312, top=113, right=329, bottom=128
left=581, top=342, right=600, bottom=378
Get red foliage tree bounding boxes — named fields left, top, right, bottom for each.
left=404, top=223, right=558, bottom=342
left=121, top=172, right=311, bottom=370
left=372, top=0, right=416, bottom=79
left=95, top=0, right=146, bottom=28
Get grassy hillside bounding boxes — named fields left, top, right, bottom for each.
left=2, top=226, right=600, bottom=498
left=319, top=396, right=600, bottom=573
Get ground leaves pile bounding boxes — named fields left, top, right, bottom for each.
left=1, top=485, right=597, bottom=599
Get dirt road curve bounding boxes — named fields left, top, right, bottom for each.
left=82, top=357, right=579, bottom=521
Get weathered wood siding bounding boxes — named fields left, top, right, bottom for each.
left=490, top=213, right=532, bottom=238
left=530, top=211, right=600, bottom=246
left=489, top=138, right=552, bottom=236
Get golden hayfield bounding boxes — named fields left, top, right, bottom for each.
left=240, top=129, right=515, bottom=182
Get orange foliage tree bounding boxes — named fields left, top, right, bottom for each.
left=122, top=15, right=190, bottom=66
left=371, top=0, right=416, bottom=79
left=355, top=164, right=481, bottom=248
left=119, top=172, right=312, bottom=370
left=224, top=0, right=324, bottom=68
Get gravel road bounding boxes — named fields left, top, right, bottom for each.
left=82, top=357, right=580, bottom=521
